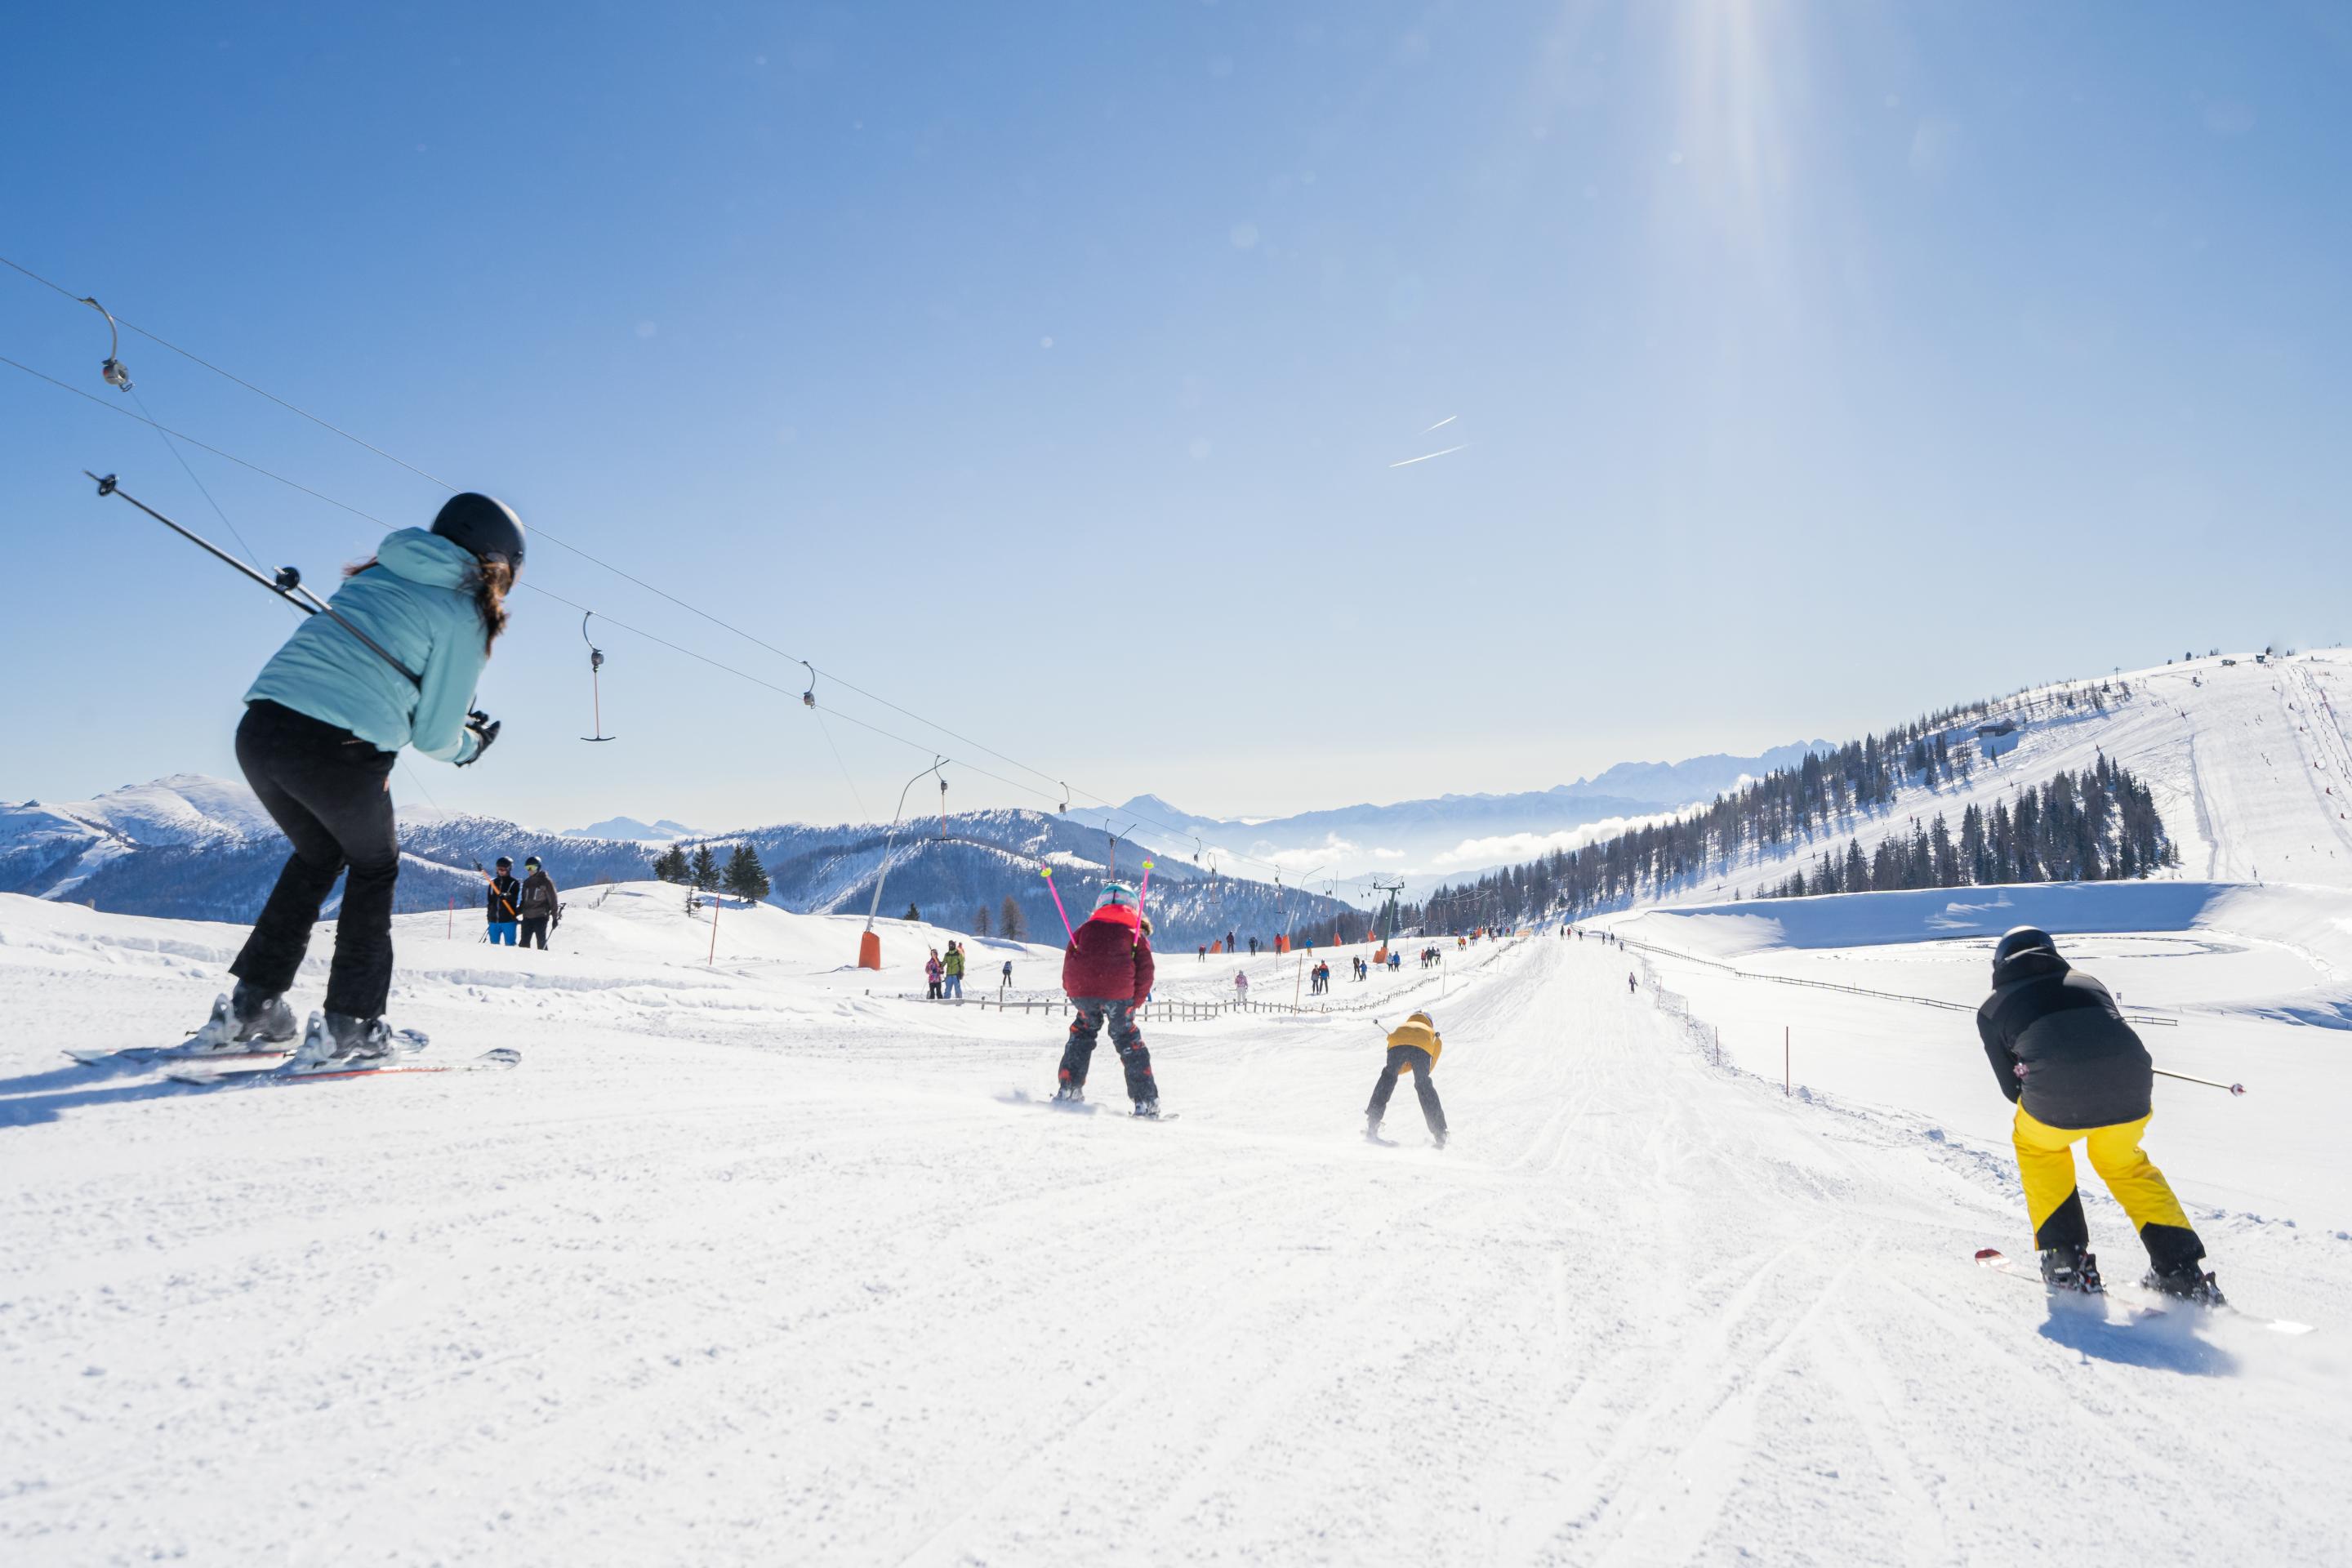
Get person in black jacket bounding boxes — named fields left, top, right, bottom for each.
left=518, top=855, right=559, bottom=950
left=486, top=858, right=522, bottom=946
left=1976, top=926, right=2221, bottom=1303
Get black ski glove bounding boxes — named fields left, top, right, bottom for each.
left=457, top=710, right=501, bottom=767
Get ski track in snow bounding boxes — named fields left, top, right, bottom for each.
left=5, top=904, right=2351, bottom=1566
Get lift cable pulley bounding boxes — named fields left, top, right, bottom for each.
left=82, top=296, right=132, bottom=390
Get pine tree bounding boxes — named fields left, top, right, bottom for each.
left=653, top=844, right=688, bottom=883
left=1000, top=894, right=1024, bottom=940
left=722, top=844, right=769, bottom=902
left=689, top=842, right=718, bottom=891
left=973, top=906, right=991, bottom=937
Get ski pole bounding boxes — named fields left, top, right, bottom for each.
left=87, top=471, right=424, bottom=686
left=1135, top=859, right=1155, bottom=916
left=2154, top=1067, right=2247, bottom=1096
left=1040, top=866, right=1076, bottom=941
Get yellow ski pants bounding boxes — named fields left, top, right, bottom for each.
left=2011, top=1106, right=2202, bottom=1272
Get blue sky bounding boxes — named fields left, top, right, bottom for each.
left=4, top=2, right=2348, bottom=831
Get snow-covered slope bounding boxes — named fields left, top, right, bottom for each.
left=3, top=889, right=2349, bottom=1564
left=1625, top=648, right=2352, bottom=907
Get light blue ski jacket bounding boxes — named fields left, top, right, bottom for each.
left=244, top=528, right=493, bottom=763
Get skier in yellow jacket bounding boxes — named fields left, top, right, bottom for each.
left=1366, top=1011, right=1447, bottom=1147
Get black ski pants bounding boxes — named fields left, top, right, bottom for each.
left=519, top=916, right=550, bottom=950
left=1368, top=1045, right=1446, bottom=1137
left=230, top=701, right=401, bottom=1019
left=1058, top=998, right=1156, bottom=1103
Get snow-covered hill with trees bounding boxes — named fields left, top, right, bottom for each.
left=1407, top=648, right=2352, bottom=929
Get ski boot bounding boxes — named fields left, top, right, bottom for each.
left=1365, top=1114, right=1383, bottom=1142
left=1132, top=1099, right=1160, bottom=1120
left=2038, top=1244, right=2103, bottom=1294
left=183, top=983, right=299, bottom=1055
left=287, top=1011, right=401, bottom=1073
left=1432, top=1127, right=1448, bottom=1150
left=2143, top=1261, right=2226, bottom=1307
left=1051, top=1083, right=1085, bottom=1105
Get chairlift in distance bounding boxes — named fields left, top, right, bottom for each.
left=801, top=660, right=817, bottom=710
left=580, top=612, right=616, bottom=742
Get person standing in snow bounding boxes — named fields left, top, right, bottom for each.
left=183, top=493, right=521, bottom=1068
left=924, top=950, right=944, bottom=1000
left=1366, top=1010, right=1448, bottom=1147
left=1054, top=881, right=1160, bottom=1116
left=1000, top=958, right=1013, bottom=992
left=1234, top=969, right=1250, bottom=1005
left=1978, top=926, right=2222, bottom=1302
left=518, top=855, right=559, bottom=950
left=942, top=941, right=965, bottom=999
left=485, top=857, right=522, bottom=945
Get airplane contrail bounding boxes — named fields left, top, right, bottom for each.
left=1389, top=443, right=1468, bottom=469
left=1417, top=415, right=1458, bottom=434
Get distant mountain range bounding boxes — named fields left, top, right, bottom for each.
left=1065, top=741, right=1836, bottom=884
left=0, top=777, right=1354, bottom=947
left=2, top=742, right=1829, bottom=943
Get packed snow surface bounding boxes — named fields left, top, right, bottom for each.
left=4, top=884, right=2350, bottom=1565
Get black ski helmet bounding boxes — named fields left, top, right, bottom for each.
left=1992, top=925, right=2057, bottom=972
left=431, top=492, right=526, bottom=571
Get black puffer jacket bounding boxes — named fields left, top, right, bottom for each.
left=1976, top=951, right=2153, bottom=1129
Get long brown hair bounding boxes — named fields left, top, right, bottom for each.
left=345, top=555, right=514, bottom=653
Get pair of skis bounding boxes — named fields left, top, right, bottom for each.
left=1974, top=1249, right=2310, bottom=1334
left=65, top=1034, right=519, bottom=1086
left=998, top=1088, right=1178, bottom=1121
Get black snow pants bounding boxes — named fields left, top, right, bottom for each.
left=230, top=700, right=403, bottom=1019
left=1058, top=998, right=1156, bottom=1104
left=519, top=916, right=550, bottom=950
left=1367, top=1045, right=1446, bottom=1137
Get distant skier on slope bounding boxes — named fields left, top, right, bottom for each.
left=1054, top=882, right=1162, bottom=1116
left=1977, top=926, right=2222, bottom=1303
left=1366, top=1010, right=1447, bottom=1148
left=185, top=493, right=521, bottom=1069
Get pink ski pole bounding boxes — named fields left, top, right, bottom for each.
left=1040, top=866, right=1076, bottom=941
left=1135, top=859, right=1156, bottom=917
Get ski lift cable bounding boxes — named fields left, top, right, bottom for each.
left=0, top=353, right=392, bottom=525
left=3, top=273, right=1334, bottom=886
left=126, top=381, right=268, bottom=572
left=2, top=256, right=457, bottom=491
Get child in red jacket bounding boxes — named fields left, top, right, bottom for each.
left=1055, top=881, right=1160, bottom=1116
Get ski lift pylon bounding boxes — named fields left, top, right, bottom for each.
left=581, top=612, right=616, bottom=742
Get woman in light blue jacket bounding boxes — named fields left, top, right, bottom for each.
left=186, top=493, right=523, bottom=1068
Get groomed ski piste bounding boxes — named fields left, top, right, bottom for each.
left=7, top=654, right=2352, bottom=1566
